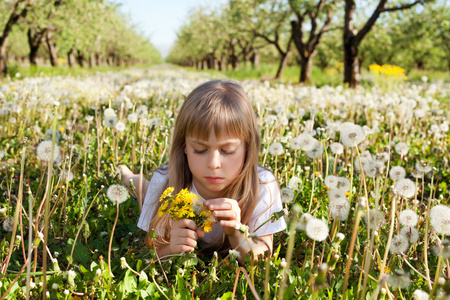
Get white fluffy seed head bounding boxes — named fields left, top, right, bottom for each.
left=430, top=205, right=450, bottom=235
left=394, top=179, right=416, bottom=199
left=365, top=209, right=385, bottom=230
left=288, top=176, right=302, bottom=191
left=306, top=218, right=329, bottom=242
left=297, top=213, right=313, bottom=231
left=36, top=140, right=61, bottom=162
left=106, top=184, right=129, bottom=204
left=340, top=124, right=366, bottom=148
left=324, top=175, right=338, bottom=189
left=390, top=235, right=409, bottom=254
left=389, top=166, right=406, bottom=181
left=400, top=226, right=419, bottom=244
left=395, top=142, right=409, bottom=156
left=268, top=142, right=284, bottom=156
left=329, top=199, right=350, bottom=221
left=329, top=142, right=344, bottom=155
left=399, top=209, right=419, bottom=227
left=297, top=133, right=317, bottom=151
left=412, top=289, right=429, bottom=300
left=280, top=187, right=295, bottom=203
left=328, top=188, right=346, bottom=202
left=336, top=177, right=351, bottom=192
left=306, top=141, right=323, bottom=159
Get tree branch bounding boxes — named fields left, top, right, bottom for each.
left=382, top=0, right=424, bottom=12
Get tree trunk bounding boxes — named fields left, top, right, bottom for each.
left=89, top=52, right=96, bottom=67
left=45, top=32, right=58, bottom=67
left=220, top=56, right=227, bottom=71
left=202, top=60, right=207, bottom=70
left=27, top=28, right=47, bottom=66
left=343, top=34, right=360, bottom=88
left=275, top=52, right=289, bottom=80
left=251, top=49, right=260, bottom=70
left=0, top=42, right=8, bottom=79
left=76, top=50, right=84, bottom=67
left=300, top=55, right=314, bottom=84
left=67, top=47, right=76, bottom=67
left=213, top=58, right=219, bottom=70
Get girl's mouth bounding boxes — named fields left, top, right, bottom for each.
left=205, top=177, right=224, bottom=183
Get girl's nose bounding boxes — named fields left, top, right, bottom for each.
left=207, top=150, right=221, bottom=169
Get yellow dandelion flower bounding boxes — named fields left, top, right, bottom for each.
left=160, top=187, right=174, bottom=202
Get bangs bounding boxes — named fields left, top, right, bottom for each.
left=184, top=89, right=248, bottom=142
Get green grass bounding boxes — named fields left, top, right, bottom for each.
left=5, top=62, right=155, bottom=80
left=183, top=63, right=343, bottom=87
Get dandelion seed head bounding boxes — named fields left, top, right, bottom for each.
left=400, top=226, right=419, bottom=244
left=229, top=249, right=240, bottom=260
left=115, top=121, right=126, bottom=132
left=127, top=113, right=138, bottom=123
left=297, top=213, right=313, bottom=231
left=103, top=115, right=119, bottom=128
left=365, top=209, right=385, bottom=229
left=430, top=205, right=450, bottom=235
left=388, top=269, right=411, bottom=290
left=399, top=209, right=418, bottom=227
left=306, top=141, right=323, bottom=159
left=288, top=176, right=302, bottom=191
left=390, top=235, right=409, bottom=254
left=268, top=142, right=284, bottom=156
left=340, top=124, right=365, bottom=147
left=36, top=141, right=61, bottom=162
left=297, top=133, right=317, bottom=152
left=336, top=177, right=351, bottom=192
left=324, top=175, right=338, bottom=189
left=289, top=137, right=301, bottom=150
left=106, top=184, right=129, bottom=204
left=389, top=166, right=406, bottom=181
left=395, top=142, right=409, bottom=156
left=415, top=162, right=432, bottom=174
left=412, top=290, right=429, bottom=300
left=280, top=187, right=295, bottom=203
left=104, top=108, right=116, bottom=117
left=329, top=142, right=344, bottom=155
left=328, top=188, right=346, bottom=201
left=329, top=198, right=350, bottom=221
left=85, top=115, right=94, bottom=122
left=394, top=179, right=416, bottom=199
left=306, top=218, right=329, bottom=242
left=2, top=217, right=14, bottom=232
left=60, top=170, right=74, bottom=182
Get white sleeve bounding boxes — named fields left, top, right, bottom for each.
left=249, top=170, right=287, bottom=236
left=137, top=171, right=167, bottom=232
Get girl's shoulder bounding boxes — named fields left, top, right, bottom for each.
left=257, top=166, right=277, bottom=185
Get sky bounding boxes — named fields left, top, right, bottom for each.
left=118, top=0, right=229, bottom=58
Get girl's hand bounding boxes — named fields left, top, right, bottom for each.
left=204, top=198, right=241, bottom=236
left=168, top=219, right=204, bottom=254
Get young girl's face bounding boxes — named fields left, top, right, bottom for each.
left=185, top=129, right=246, bottom=200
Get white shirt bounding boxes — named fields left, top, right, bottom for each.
left=137, top=166, right=286, bottom=245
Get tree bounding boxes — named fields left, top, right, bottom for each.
left=251, top=0, right=293, bottom=79
left=289, top=0, right=335, bottom=84
left=0, top=0, right=30, bottom=79
left=343, top=0, right=426, bottom=88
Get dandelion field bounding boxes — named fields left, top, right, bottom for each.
left=0, top=67, right=449, bottom=299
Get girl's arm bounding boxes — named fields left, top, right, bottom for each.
left=118, top=165, right=150, bottom=204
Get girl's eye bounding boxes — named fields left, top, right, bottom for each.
left=221, top=149, right=235, bottom=156
left=193, top=149, right=207, bottom=154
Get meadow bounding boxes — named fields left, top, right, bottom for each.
left=0, top=66, right=449, bottom=299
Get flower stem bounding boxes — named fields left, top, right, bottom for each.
left=108, top=201, right=120, bottom=287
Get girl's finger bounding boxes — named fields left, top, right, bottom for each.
left=219, top=220, right=239, bottom=228
left=175, top=218, right=197, bottom=230
left=213, top=210, right=237, bottom=219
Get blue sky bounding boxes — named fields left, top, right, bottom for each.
left=118, top=0, right=229, bottom=58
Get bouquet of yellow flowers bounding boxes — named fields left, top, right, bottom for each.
left=158, top=187, right=216, bottom=233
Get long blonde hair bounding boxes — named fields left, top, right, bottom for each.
left=146, top=80, right=261, bottom=252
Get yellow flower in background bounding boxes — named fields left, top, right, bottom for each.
left=158, top=187, right=216, bottom=232
left=369, top=64, right=407, bottom=80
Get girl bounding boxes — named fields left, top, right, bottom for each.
left=119, top=80, right=286, bottom=262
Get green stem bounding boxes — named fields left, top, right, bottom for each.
left=278, top=216, right=297, bottom=299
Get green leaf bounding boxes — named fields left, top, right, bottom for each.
left=66, top=238, right=92, bottom=266
left=220, top=292, right=234, bottom=300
